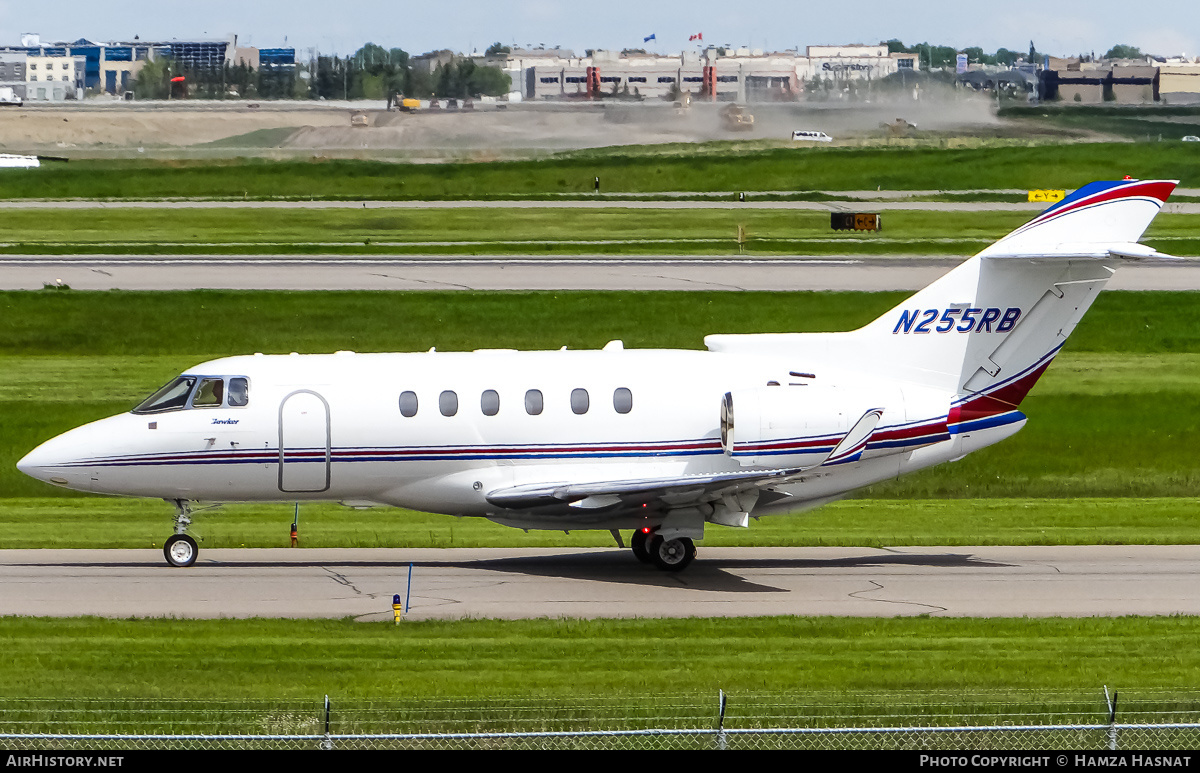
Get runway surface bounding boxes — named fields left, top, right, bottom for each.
left=3, top=545, right=1199, bottom=621
left=6, top=255, right=1200, bottom=291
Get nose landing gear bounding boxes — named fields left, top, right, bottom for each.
left=163, top=499, right=199, bottom=568
left=164, top=533, right=198, bottom=567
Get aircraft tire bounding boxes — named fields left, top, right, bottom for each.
left=164, top=534, right=198, bottom=568
left=649, top=536, right=695, bottom=572
left=631, top=529, right=653, bottom=564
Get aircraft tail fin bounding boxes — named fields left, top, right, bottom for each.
left=707, top=179, right=1176, bottom=416
left=854, top=178, right=1176, bottom=405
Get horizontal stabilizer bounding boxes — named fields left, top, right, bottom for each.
left=978, top=179, right=1176, bottom=257
left=981, top=242, right=1177, bottom=261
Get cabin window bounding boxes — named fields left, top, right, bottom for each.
left=399, top=391, right=418, bottom=417
left=132, top=376, right=196, bottom=414
left=439, top=390, right=458, bottom=417
left=481, top=389, right=500, bottom=416
left=613, top=387, right=633, bottom=414
left=570, top=388, right=589, bottom=415
left=192, top=378, right=225, bottom=407
left=228, top=378, right=249, bottom=406
left=525, top=389, right=543, bottom=415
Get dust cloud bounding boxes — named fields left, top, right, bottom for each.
left=0, top=94, right=1005, bottom=160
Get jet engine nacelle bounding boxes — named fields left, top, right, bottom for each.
left=720, top=383, right=938, bottom=468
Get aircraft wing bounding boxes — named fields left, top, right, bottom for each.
left=484, top=465, right=804, bottom=511
left=485, top=408, right=884, bottom=514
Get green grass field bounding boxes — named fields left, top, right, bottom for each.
left=0, top=206, right=1039, bottom=256
left=0, top=205, right=1192, bottom=257
left=1, top=497, right=1197, bottom=550
left=6, top=616, right=1200, bottom=702
left=7, top=141, right=1200, bottom=200
left=1000, top=105, right=1200, bottom=143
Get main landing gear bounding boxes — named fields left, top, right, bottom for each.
left=163, top=499, right=199, bottom=568
left=631, top=527, right=696, bottom=572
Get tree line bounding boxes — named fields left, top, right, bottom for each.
left=132, top=42, right=512, bottom=100
left=885, top=39, right=1147, bottom=69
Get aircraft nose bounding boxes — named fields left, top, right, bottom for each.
left=17, top=431, right=93, bottom=490
left=15, top=448, right=39, bottom=477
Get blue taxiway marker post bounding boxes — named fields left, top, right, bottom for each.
left=393, top=564, right=414, bottom=622
left=406, top=562, right=413, bottom=615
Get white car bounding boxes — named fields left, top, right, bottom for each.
left=1183, top=135, right=1200, bottom=142
left=791, top=130, right=832, bottom=142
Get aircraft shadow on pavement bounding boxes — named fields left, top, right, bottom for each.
left=447, top=550, right=1018, bottom=593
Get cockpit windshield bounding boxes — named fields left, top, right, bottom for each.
left=132, top=376, right=197, bottom=414
left=131, top=375, right=250, bottom=414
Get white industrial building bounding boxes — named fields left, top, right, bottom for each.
left=507, top=44, right=909, bottom=101
left=25, top=53, right=85, bottom=100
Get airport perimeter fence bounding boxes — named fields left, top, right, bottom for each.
left=5, top=689, right=1200, bottom=751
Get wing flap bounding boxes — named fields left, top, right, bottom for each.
left=485, top=466, right=802, bottom=510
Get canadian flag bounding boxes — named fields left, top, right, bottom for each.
left=689, top=33, right=703, bottom=41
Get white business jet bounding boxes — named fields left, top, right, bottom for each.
left=18, top=179, right=1177, bottom=571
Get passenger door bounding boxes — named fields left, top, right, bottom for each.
left=278, top=390, right=331, bottom=493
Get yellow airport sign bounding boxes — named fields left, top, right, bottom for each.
left=1028, top=189, right=1066, bottom=203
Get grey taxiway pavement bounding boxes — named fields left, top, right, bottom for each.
left=3, top=545, right=1198, bottom=621
left=5, top=255, right=1200, bottom=291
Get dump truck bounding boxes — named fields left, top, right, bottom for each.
left=720, top=103, right=754, bottom=131
left=881, top=118, right=918, bottom=137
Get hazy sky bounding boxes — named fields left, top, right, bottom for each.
left=2, top=1, right=1197, bottom=60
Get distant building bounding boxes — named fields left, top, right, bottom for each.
left=228, top=45, right=260, bottom=70
left=891, top=52, right=918, bottom=71
left=96, top=43, right=153, bottom=95
left=24, top=50, right=84, bottom=100
left=801, top=44, right=898, bottom=88
left=161, top=40, right=229, bottom=71
left=0, top=52, right=26, bottom=99
left=258, top=48, right=296, bottom=70
left=411, top=49, right=456, bottom=75
left=0, top=35, right=294, bottom=96
left=957, top=68, right=1038, bottom=95
left=1109, top=64, right=1158, bottom=103
left=1160, top=62, right=1200, bottom=103
left=516, top=45, right=900, bottom=102
left=1039, top=59, right=1166, bottom=103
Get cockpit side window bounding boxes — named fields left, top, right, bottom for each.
left=132, top=376, right=197, bottom=415
left=192, top=378, right=225, bottom=407
left=227, top=377, right=249, bottom=407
